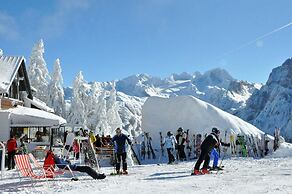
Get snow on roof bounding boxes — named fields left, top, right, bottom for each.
left=24, top=96, right=54, bottom=113
left=142, top=96, right=264, bottom=148
left=1, top=106, right=66, bottom=127
left=0, top=56, right=25, bottom=94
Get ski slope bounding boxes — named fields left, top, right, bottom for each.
left=1, top=143, right=292, bottom=194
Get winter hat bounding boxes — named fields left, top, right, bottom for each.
left=212, top=127, right=220, bottom=135
left=177, top=127, right=183, bottom=132
left=167, top=131, right=173, bottom=136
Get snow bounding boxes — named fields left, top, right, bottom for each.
left=269, top=142, right=292, bottom=158
left=1, top=106, right=66, bottom=127
left=24, top=97, right=54, bottom=113
left=0, top=56, right=24, bottom=93
left=1, top=146, right=292, bottom=194
left=142, top=96, right=264, bottom=149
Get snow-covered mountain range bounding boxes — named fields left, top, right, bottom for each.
left=21, top=40, right=291, bottom=140
left=63, top=68, right=261, bottom=136
left=63, top=60, right=291, bottom=141
left=236, top=58, right=292, bottom=141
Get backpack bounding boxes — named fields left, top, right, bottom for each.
left=43, top=150, right=55, bottom=178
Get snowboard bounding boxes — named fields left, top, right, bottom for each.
left=82, top=137, right=99, bottom=169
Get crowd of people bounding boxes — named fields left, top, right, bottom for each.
left=1, top=125, right=280, bottom=178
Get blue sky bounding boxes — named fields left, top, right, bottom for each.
left=1, top=0, right=292, bottom=86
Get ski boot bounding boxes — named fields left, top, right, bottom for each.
left=191, top=169, right=202, bottom=175
left=201, top=168, right=209, bottom=174
left=122, top=170, right=128, bottom=175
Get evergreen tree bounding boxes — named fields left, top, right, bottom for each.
left=28, top=39, right=51, bottom=102
left=67, top=71, right=87, bottom=125
left=95, top=91, right=111, bottom=135
left=106, top=82, right=123, bottom=135
left=86, top=82, right=101, bottom=130
left=47, top=58, right=66, bottom=117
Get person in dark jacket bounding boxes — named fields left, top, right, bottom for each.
left=111, top=127, right=132, bottom=174
left=7, top=134, right=17, bottom=170
left=47, top=151, right=106, bottom=180
left=193, top=127, right=220, bottom=175
left=176, top=127, right=187, bottom=161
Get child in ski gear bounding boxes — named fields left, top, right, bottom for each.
left=176, top=127, right=187, bottom=161
left=45, top=150, right=106, bottom=179
left=7, top=134, right=17, bottom=170
left=163, top=131, right=177, bottom=164
left=193, top=128, right=220, bottom=175
left=111, top=128, right=132, bottom=174
left=209, top=140, right=230, bottom=170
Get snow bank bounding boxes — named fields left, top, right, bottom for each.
left=269, top=142, right=292, bottom=158
left=142, top=96, right=264, bottom=149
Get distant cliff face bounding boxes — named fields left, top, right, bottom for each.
left=237, top=58, right=292, bottom=141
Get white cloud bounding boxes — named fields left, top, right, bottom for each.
left=0, top=12, right=19, bottom=40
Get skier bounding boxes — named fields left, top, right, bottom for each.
left=162, top=131, right=177, bottom=164
left=176, top=127, right=187, bottom=161
left=7, top=134, right=17, bottom=170
left=192, top=127, right=220, bottom=175
left=111, top=127, right=132, bottom=174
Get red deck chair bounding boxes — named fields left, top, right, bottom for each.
left=29, top=152, right=77, bottom=180
left=14, top=154, right=53, bottom=182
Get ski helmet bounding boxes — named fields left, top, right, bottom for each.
left=177, top=127, right=183, bottom=132
left=167, top=131, right=172, bottom=136
left=212, top=127, right=220, bottom=135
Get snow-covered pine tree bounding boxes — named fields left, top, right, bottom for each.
left=47, top=58, right=66, bottom=117
left=86, top=82, right=101, bottom=131
left=28, top=39, right=51, bottom=102
left=67, top=71, right=87, bottom=125
left=106, top=82, right=123, bottom=135
left=0, top=49, right=3, bottom=56
left=95, top=91, right=111, bottom=135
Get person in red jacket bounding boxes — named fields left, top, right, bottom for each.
left=7, top=134, right=17, bottom=170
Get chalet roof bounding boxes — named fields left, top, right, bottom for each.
left=0, top=56, right=25, bottom=93
left=24, top=96, right=54, bottom=113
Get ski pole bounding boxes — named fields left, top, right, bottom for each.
left=217, top=147, right=228, bottom=174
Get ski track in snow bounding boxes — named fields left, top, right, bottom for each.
left=1, top=157, right=292, bottom=194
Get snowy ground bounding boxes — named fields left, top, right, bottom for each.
left=1, top=155, right=292, bottom=194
